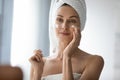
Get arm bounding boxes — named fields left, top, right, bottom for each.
left=29, top=50, right=44, bottom=80
left=30, top=64, right=44, bottom=80
left=62, top=26, right=80, bottom=80
left=33, top=68, right=43, bottom=80
left=62, top=57, right=74, bottom=80
left=30, top=65, right=34, bottom=80
left=80, top=55, right=104, bottom=80
left=30, top=65, right=42, bottom=80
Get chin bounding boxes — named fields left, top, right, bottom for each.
left=59, top=36, right=72, bottom=42
left=56, top=33, right=73, bottom=42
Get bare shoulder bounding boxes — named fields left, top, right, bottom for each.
left=87, top=54, right=104, bottom=66
left=79, top=50, right=104, bottom=71
left=79, top=50, right=104, bottom=66
left=85, top=53, right=104, bottom=74
left=79, top=52, right=104, bottom=79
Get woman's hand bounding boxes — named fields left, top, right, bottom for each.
left=29, top=49, right=44, bottom=74
left=63, top=26, right=81, bottom=58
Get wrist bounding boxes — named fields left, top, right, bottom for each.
left=34, top=67, right=43, bottom=74
left=34, top=70, right=43, bottom=76
left=63, top=54, right=72, bottom=59
left=34, top=71, right=42, bottom=80
left=63, top=56, right=71, bottom=62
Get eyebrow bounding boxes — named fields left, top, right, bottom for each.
left=57, top=15, right=79, bottom=19
left=69, top=16, right=79, bottom=19
left=57, top=15, right=63, bottom=17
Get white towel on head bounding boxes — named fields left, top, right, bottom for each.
left=52, top=0, right=86, bottom=31
left=49, top=0, right=87, bottom=55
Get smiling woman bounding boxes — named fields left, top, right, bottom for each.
left=29, top=0, right=104, bottom=80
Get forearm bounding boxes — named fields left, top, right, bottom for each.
left=30, top=66, right=34, bottom=80
left=33, top=70, right=42, bottom=80
left=30, top=66, right=42, bottom=80
left=62, top=57, right=74, bottom=80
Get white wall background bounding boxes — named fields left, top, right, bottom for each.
left=0, top=0, right=2, bottom=60
left=114, top=0, right=120, bottom=80
left=0, top=0, right=2, bottom=14
left=80, top=0, right=119, bottom=80
left=0, top=0, right=13, bottom=64
left=11, top=0, right=51, bottom=80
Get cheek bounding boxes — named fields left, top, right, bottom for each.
left=69, top=27, right=81, bottom=37
left=69, top=27, right=74, bottom=32
left=55, top=28, right=59, bottom=37
left=69, top=28, right=74, bottom=37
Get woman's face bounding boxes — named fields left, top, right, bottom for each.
left=55, top=5, right=80, bottom=42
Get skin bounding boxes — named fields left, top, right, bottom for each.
left=29, top=5, right=104, bottom=80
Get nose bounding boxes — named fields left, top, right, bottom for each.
left=62, top=20, right=69, bottom=29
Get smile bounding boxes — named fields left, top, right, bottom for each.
left=59, top=32, right=70, bottom=35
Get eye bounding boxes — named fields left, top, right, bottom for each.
left=56, top=18, right=63, bottom=23
left=68, top=19, right=77, bottom=24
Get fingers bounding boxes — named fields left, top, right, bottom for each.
left=71, top=25, right=81, bottom=46
left=34, top=49, right=43, bottom=57
left=34, top=49, right=43, bottom=61
left=29, top=49, right=43, bottom=63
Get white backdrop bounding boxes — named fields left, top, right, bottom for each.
left=80, top=0, right=119, bottom=80
left=11, top=0, right=51, bottom=80
left=0, top=0, right=2, bottom=14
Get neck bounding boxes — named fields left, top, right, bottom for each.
left=55, top=40, right=79, bottom=60
left=54, top=40, right=69, bottom=60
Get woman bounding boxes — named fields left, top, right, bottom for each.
left=29, top=0, right=104, bottom=80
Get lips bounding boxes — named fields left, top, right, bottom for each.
left=59, top=32, right=70, bottom=35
